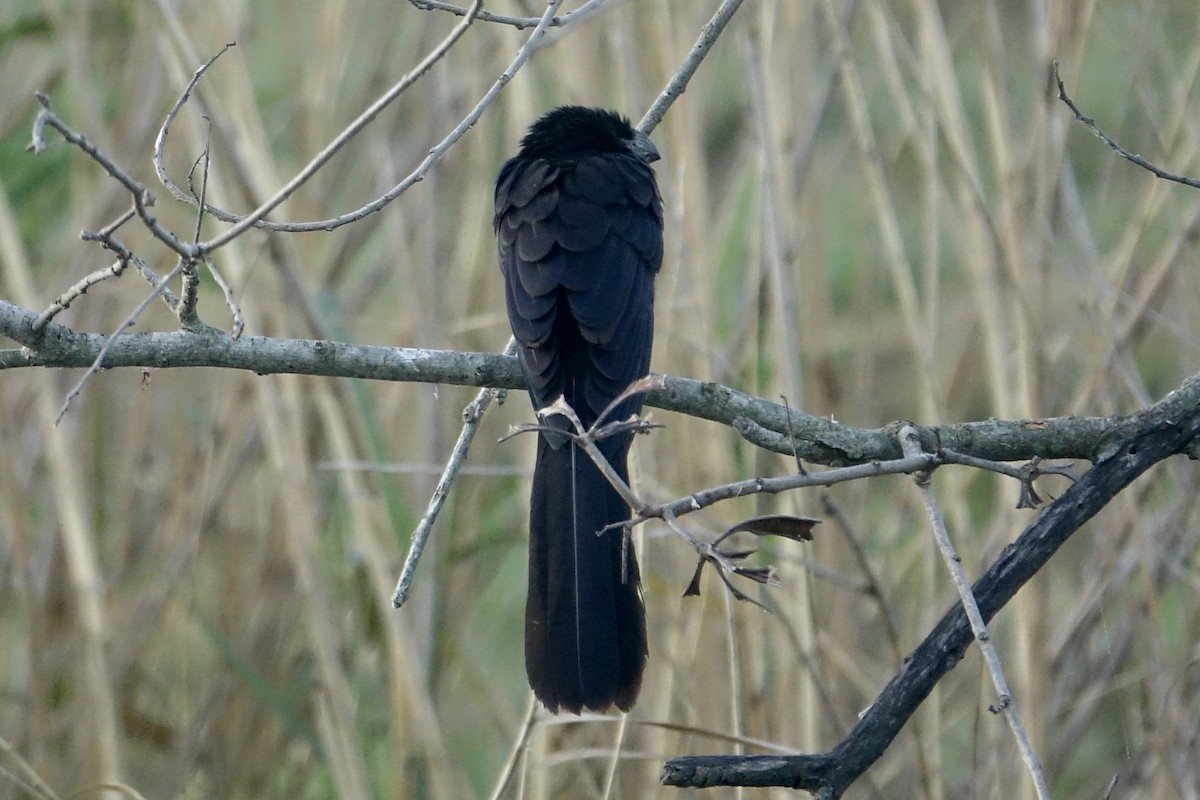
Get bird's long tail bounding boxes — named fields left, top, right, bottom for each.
left=524, top=434, right=648, bottom=714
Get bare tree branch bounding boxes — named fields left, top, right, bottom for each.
left=3, top=297, right=1175, bottom=467
left=626, top=453, right=937, bottom=528
left=662, top=403, right=1200, bottom=796
left=53, top=261, right=186, bottom=425
left=154, top=1, right=487, bottom=239
left=33, top=209, right=139, bottom=331
left=391, top=338, right=519, bottom=608
left=898, top=425, right=1049, bottom=800
left=1055, top=61, right=1200, bottom=190
left=409, top=0, right=612, bottom=30
left=11, top=5, right=1196, bottom=798
left=29, top=94, right=191, bottom=258
left=153, top=0, right=573, bottom=240
left=637, top=0, right=746, bottom=136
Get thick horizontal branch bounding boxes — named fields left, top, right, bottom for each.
left=0, top=298, right=515, bottom=388
left=3, top=298, right=1193, bottom=467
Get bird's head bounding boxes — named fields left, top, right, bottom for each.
left=518, top=106, right=660, bottom=164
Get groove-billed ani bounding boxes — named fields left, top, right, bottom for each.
left=495, top=106, right=663, bottom=713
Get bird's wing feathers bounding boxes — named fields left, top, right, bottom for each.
left=501, top=159, right=560, bottom=208
left=563, top=157, right=625, bottom=205
left=496, top=152, right=662, bottom=423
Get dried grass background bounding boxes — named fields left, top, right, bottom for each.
left=2, top=1, right=1199, bottom=798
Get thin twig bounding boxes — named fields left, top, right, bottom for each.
left=55, top=261, right=186, bottom=425
left=780, top=396, right=810, bottom=476
left=662, top=509, right=770, bottom=605
left=156, top=0, right=500, bottom=240
left=83, top=207, right=136, bottom=240
left=502, top=373, right=798, bottom=603
left=487, top=694, right=538, bottom=800
left=410, top=0, right=611, bottom=30
left=72, top=209, right=182, bottom=313
left=505, top=387, right=785, bottom=605
left=196, top=0, right=567, bottom=242
left=392, top=337, right=518, bottom=608
left=176, top=119, right=214, bottom=330
left=533, top=396, right=648, bottom=512
left=625, top=453, right=938, bottom=529
left=897, top=425, right=1050, bottom=800
left=637, top=0, right=747, bottom=136
left=590, top=374, right=665, bottom=430
left=939, top=448, right=1078, bottom=509
left=156, top=1, right=484, bottom=235
left=203, top=257, right=244, bottom=338
left=1054, top=61, right=1200, bottom=190
left=33, top=259, right=129, bottom=331
left=153, top=42, right=236, bottom=206
left=115, top=247, right=182, bottom=311
left=29, top=94, right=191, bottom=259
left=937, top=448, right=1036, bottom=480
left=34, top=209, right=142, bottom=331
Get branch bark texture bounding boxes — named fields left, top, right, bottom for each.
left=1, top=298, right=1167, bottom=468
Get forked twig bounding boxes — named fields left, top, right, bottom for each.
left=29, top=94, right=190, bottom=258
left=54, top=260, right=186, bottom=425
left=530, top=395, right=647, bottom=512
left=155, top=0, right=574, bottom=243
left=32, top=209, right=142, bottom=331
left=153, top=42, right=236, bottom=208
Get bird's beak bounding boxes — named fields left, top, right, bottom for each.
left=630, top=130, right=660, bottom=164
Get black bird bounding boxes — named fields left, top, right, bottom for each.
left=494, top=106, right=663, bottom=713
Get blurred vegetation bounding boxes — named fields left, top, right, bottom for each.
left=2, top=1, right=1199, bottom=798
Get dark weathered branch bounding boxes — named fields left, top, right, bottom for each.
left=662, top=403, right=1200, bottom=797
